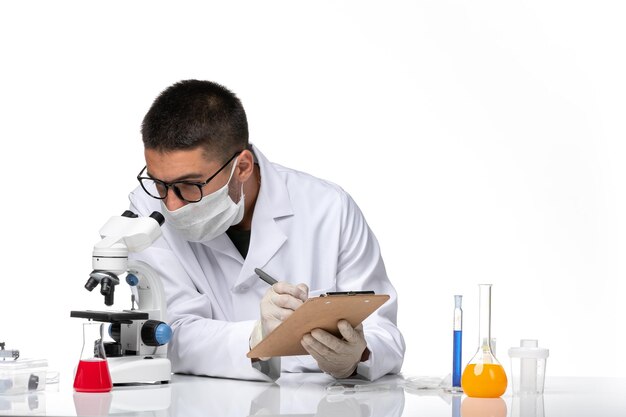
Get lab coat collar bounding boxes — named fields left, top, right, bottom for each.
left=249, top=144, right=294, bottom=220
left=201, top=144, right=293, bottom=288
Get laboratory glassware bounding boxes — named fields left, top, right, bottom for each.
left=508, top=339, right=549, bottom=395
left=461, top=284, right=507, bottom=398
left=452, top=295, right=463, bottom=391
left=73, top=321, right=112, bottom=393
left=461, top=397, right=508, bottom=417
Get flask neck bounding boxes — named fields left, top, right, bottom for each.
left=80, top=322, right=107, bottom=361
left=478, top=284, right=492, bottom=351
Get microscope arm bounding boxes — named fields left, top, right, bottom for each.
left=127, top=260, right=167, bottom=322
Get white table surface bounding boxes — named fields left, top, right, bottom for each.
left=1, top=372, right=624, bottom=416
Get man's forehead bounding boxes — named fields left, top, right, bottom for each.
left=144, top=147, right=221, bottom=180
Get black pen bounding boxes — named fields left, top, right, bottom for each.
left=255, top=268, right=278, bottom=285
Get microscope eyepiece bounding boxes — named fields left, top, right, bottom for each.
left=149, top=211, right=165, bottom=226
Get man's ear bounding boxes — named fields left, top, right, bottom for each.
left=236, top=149, right=255, bottom=182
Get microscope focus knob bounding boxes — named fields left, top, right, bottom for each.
left=141, top=320, right=172, bottom=347
left=126, top=274, right=139, bottom=286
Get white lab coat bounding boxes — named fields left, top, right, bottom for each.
left=128, top=145, right=405, bottom=381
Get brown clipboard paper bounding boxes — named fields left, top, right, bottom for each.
left=247, top=294, right=390, bottom=359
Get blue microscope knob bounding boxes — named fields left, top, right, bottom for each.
left=108, top=323, right=121, bottom=342
left=141, top=320, right=172, bottom=346
left=126, top=274, right=139, bottom=286
left=155, top=323, right=172, bottom=345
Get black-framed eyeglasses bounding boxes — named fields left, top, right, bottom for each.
left=137, top=152, right=241, bottom=203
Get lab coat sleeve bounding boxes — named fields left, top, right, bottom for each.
left=127, top=201, right=275, bottom=382
left=335, top=191, right=406, bottom=381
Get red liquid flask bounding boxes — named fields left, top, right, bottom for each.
left=73, top=322, right=112, bottom=393
left=74, top=358, right=112, bottom=393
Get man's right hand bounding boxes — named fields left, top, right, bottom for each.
left=250, top=281, right=309, bottom=349
left=260, top=281, right=309, bottom=336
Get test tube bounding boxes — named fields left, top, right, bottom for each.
left=452, top=295, right=463, bottom=390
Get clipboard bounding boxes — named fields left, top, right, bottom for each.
left=247, top=293, right=389, bottom=359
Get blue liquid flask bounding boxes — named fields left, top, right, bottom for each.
left=452, top=295, right=463, bottom=390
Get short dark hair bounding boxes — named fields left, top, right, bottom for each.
left=141, top=80, right=249, bottom=161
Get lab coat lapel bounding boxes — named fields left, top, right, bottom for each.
left=235, top=145, right=293, bottom=287
left=200, top=233, right=242, bottom=262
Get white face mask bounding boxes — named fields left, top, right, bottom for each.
left=161, top=158, right=245, bottom=243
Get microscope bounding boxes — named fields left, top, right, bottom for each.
left=71, top=210, right=172, bottom=385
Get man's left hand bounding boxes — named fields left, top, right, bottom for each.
left=301, top=320, right=367, bottom=379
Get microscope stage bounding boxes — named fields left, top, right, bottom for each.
left=70, top=310, right=150, bottom=324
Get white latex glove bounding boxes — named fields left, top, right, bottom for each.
left=250, top=281, right=309, bottom=350
left=301, top=320, right=367, bottom=379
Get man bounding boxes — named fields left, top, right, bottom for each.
left=128, top=80, right=405, bottom=381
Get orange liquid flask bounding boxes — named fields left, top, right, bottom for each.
left=461, top=284, right=507, bottom=398
left=461, top=397, right=507, bottom=417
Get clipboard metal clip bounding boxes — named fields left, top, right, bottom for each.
left=320, top=291, right=376, bottom=297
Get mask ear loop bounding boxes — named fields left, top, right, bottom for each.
left=227, top=157, right=245, bottom=204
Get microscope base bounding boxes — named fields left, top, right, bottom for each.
left=108, top=356, right=171, bottom=385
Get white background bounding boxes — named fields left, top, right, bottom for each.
left=1, top=1, right=624, bottom=379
